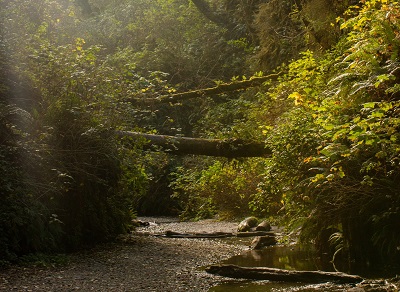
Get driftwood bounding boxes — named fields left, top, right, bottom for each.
left=236, top=231, right=275, bottom=237
left=116, top=130, right=271, bottom=158
left=156, top=230, right=275, bottom=238
left=206, top=264, right=364, bottom=284
left=124, top=73, right=281, bottom=104
left=163, top=231, right=234, bottom=238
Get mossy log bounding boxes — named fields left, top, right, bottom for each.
left=206, top=264, right=364, bottom=284
left=124, top=73, right=281, bottom=104
left=116, top=131, right=271, bottom=158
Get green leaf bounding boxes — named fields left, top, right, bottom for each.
left=363, top=102, right=377, bottom=109
left=323, top=124, right=335, bottom=130
left=371, top=111, right=385, bottom=118
left=365, top=139, right=376, bottom=145
left=374, top=74, right=394, bottom=88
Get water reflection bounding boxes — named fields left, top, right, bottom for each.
left=222, top=245, right=335, bottom=272
left=209, top=241, right=396, bottom=291
left=209, top=245, right=350, bottom=291
left=209, top=281, right=351, bottom=292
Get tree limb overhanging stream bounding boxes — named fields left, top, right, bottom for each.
left=117, top=73, right=282, bottom=157
left=123, top=73, right=281, bottom=104
left=115, top=130, right=271, bottom=157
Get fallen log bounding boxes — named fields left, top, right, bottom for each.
left=205, top=264, right=364, bottom=284
left=123, top=73, right=282, bottom=104
left=236, top=231, right=275, bottom=237
left=116, top=130, right=271, bottom=158
left=163, top=231, right=234, bottom=238
left=156, top=230, right=275, bottom=238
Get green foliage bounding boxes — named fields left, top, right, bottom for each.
left=68, top=0, right=251, bottom=88
left=135, top=152, right=180, bottom=216
left=0, top=100, right=64, bottom=260
left=310, top=0, right=400, bottom=266
left=170, top=158, right=267, bottom=220
left=0, top=4, right=150, bottom=258
left=254, top=0, right=304, bottom=70
left=2, top=0, right=400, bottom=274
left=254, top=0, right=339, bottom=71
left=255, top=0, right=400, bottom=268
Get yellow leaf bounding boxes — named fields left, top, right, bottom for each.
left=289, top=92, right=303, bottom=105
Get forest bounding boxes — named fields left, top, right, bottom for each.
left=1, top=0, right=400, bottom=274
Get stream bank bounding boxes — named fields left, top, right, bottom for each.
left=1, top=217, right=399, bottom=291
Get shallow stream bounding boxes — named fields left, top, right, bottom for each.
left=208, top=244, right=365, bottom=291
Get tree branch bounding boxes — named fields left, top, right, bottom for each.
left=123, top=73, right=281, bottom=104
left=191, top=0, right=233, bottom=28
left=116, top=131, right=271, bottom=158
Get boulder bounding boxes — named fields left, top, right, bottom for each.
left=251, top=235, right=277, bottom=249
left=237, top=217, right=258, bottom=232
left=255, top=220, right=271, bottom=231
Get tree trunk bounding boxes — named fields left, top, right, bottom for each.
left=75, top=0, right=93, bottom=16
left=116, top=131, right=271, bottom=158
left=191, top=0, right=232, bottom=28
left=206, top=264, right=364, bottom=284
left=123, top=73, right=281, bottom=104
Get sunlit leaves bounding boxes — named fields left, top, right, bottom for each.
left=288, top=92, right=303, bottom=105
left=257, top=0, right=400, bottom=263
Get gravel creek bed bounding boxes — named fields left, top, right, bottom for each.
left=0, top=218, right=246, bottom=292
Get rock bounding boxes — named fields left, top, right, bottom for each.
left=255, top=221, right=271, bottom=231
left=250, top=235, right=277, bottom=249
left=132, top=219, right=150, bottom=227
left=237, top=217, right=258, bottom=232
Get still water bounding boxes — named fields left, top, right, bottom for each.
left=208, top=245, right=353, bottom=291
left=223, top=245, right=333, bottom=271
left=209, top=281, right=351, bottom=292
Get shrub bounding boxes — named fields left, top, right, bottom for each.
left=171, top=158, right=266, bottom=220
